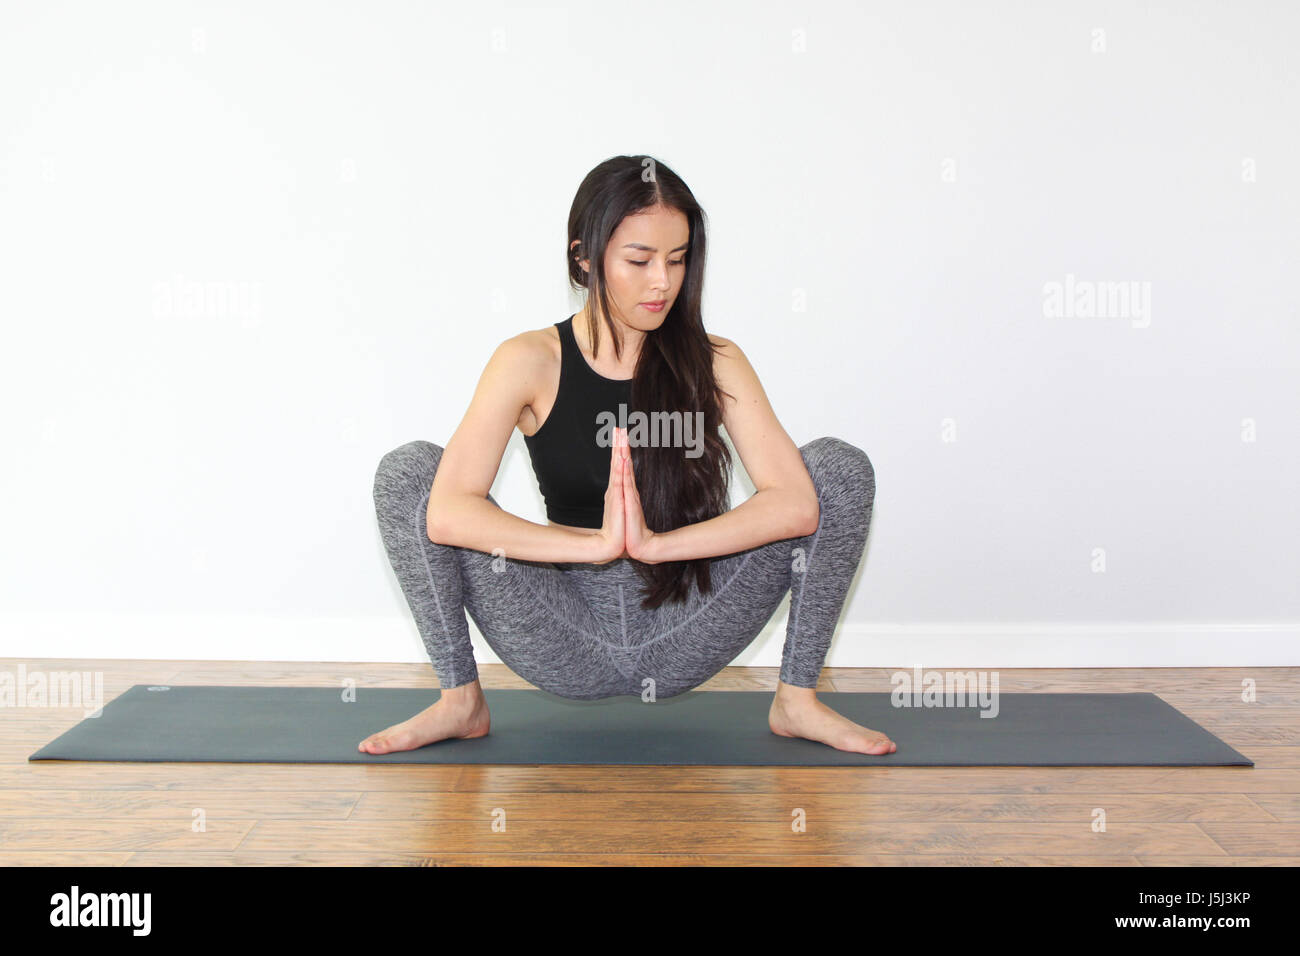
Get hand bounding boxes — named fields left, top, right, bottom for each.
left=619, top=427, right=660, bottom=564
left=588, top=425, right=628, bottom=565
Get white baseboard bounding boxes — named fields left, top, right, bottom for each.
left=2, top=612, right=1296, bottom=669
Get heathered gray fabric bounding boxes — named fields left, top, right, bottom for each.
left=373, top=436, right=874, bottom=699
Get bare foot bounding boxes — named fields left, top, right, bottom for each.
left=358, top=686, right=491, bottom=754
left=769, top=688, right=896, bottom=755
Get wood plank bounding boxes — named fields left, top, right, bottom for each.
left=0, top=852, right=134, bottom=866
left=0, top=763, right=467, bottom=790
left=447, top=767, right=1291, bottom=794
left=349, top=790, right=1269, bottom=822
left=0, top=819, right=254, bottom=851
left=0, top=789, right=360, bottom=818
left=1195, top=822, right=1300, bottom=856
left=1232, top=746, right=1300, bottom=769
left=229, top=820, right=1229, bottom=856
left=1241, top=793, right=1298, bottom=821
left=117, top=851, right=1149, bottom=866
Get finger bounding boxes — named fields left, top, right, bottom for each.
left=614, top=431, right=627, bottom=489
left=608, top=428, right=621, bottom=487
left=611, top=459, right=625, bottom=533
left=610, top=442, right=625, bottom=503
left=623, top=448, right=638, bottom=494
left=608, top=456, right=623, bottom=513
left=605, top=436, right=622, bottom=522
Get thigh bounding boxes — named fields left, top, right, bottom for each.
left=453, top=539, right=629, bottom=699
left=635, top=539, right=797, bottom=693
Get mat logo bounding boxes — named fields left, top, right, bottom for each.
left=49, top=885, right=151, bottom=936
left=0, top=665, right=104, bottom=718
left=147, top=686, right=171, bottom=691
left=889, top=665, right=1000, bottom=718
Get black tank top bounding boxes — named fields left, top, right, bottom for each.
left=523, top=314, right=633, bottom=528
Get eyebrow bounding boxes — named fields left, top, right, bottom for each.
left=622, top=242, right=690, bottom=253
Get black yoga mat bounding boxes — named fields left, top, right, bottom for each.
left=26, top=685, right=1253, bottom=767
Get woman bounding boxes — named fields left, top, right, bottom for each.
left=367, top=155, right=893, bottom=756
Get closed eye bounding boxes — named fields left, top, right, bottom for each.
left=630, top=260, right=685, bottom=267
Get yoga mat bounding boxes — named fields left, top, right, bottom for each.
left=26, top=685, right=1253, bottom=766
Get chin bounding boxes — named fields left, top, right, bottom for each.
left=617, top=307, right=668, bottom=331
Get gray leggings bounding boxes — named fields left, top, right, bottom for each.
left=372, top=437, right=875, bottom=700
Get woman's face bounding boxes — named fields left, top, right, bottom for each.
left=574, top=204, right=690, bottom=330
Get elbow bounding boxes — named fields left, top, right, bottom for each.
left=795, top=494, right=820, bottom=538
left=426, top=497, right=453, bottom=545
left=426, top=516, right=445, bottom=545
left=428, top=493, right=491, bottom=545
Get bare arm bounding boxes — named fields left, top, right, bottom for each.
left=644, top=337, right=819, bottom=563
left=426, top=334, right=606, bottom=564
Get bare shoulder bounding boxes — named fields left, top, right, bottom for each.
left=521, top=323, right=561, bottom=351
left=491, top=326, right=557, bottom=376
left=707, top=332, right=738, bottom=373
left=706, top=332, right=752, bottom=398
left=486, top=328, right=559, bottom=431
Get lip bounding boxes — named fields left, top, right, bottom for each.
left=640, top=301, right=666, bottom=310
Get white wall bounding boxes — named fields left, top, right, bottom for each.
left=2, top=1, right=1295, bottom=671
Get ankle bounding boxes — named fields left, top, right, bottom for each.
left=438, top=682, right=486, bottom=710
left=773, top=682, right=818, bottom=706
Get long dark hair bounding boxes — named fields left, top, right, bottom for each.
left=567, top=155, right=734, bottom=609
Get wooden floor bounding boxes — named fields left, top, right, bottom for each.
left=1, top=659, right=1295, bottom=866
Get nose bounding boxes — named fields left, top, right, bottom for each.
left=648, top=263, right=670, bottom=292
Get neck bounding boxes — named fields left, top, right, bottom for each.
left=577, top=303, right=645, bottom=369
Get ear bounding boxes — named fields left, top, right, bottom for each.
left=570, top=238, right=589, bottom=274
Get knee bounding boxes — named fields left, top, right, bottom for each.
left=800, top=436, right=875, bottom=504
left=373, top=440, right=444, bottom=502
